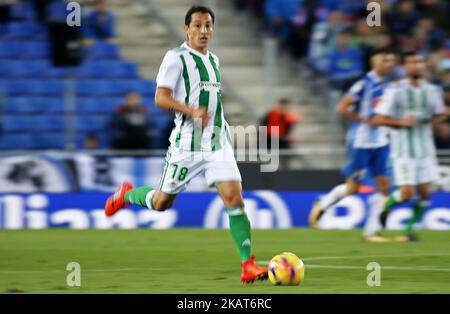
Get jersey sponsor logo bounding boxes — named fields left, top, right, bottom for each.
left=372, top=96, right=381, bottom=108
left=199, top=81, right=221, bottom=92
left=204, top=191, right=292, bottom=229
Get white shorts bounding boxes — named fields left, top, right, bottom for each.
left=392, top=157, right=439, bottom=186
left=158, top=143, right=242, bottom=195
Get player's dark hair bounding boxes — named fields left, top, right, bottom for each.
left=401, top=51, right=418, bottom=64
left=185, top=6, right=215, bottom=26
left=371, top=48, right=396, bottom=58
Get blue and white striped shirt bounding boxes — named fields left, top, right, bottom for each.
left=346, top=71, right=391, bottom=149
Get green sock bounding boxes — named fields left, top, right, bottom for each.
left=226, top=206, right=252, bottom=263
left=384, top=190, right=402, bottom=212
left=404, top=199, right=428, bottom=235
left=124, top=186, right=154, bottom=208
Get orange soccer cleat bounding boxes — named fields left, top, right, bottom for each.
left=104, top=182, right=134, bottom=217
left=240, top=255, right=268, bottom=284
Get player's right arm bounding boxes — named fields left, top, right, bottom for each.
left=370, top=84, right=416, bottom=128
left=336, top=79, right=365, bottom=122
left=155, top=88, right=208, bottom=125
left=155, top=50, right=209, bottom=125
left=336, top=95, right=362, bottom=122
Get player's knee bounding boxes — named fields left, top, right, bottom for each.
left=379, top=184, right=390, bottom=195
left=347, top=184, right=358, bottom=195
left=418, top=191, right=430, bottom=201
left=401, top=189, right=415, bottom=201
left=152, top=198, right=173, bottom=212
left=223, top=194, right=244, bottom=209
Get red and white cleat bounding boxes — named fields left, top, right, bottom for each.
left=240, top=255, right=268, bottom=283
left=104, top=182, right=134, bottom=217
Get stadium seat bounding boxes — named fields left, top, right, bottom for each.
left=4, top=97, right=44, bottom=113
left=86, top=42, right=120, bottom=60
left=43, top=97, right=65, bottom=113
left=5, top=22, right=47, bottom=39
left=11, top=2, right=36, bottom=21
left=75, top=61, right=101, bottom=78
left=76, top=79, right=112, bottom=96
left=32, top=115, right=65, bottom=132
left=33, top=133, right=66, bottom=149
left=0, top=41, right=22, bottom=58
left=2, top=115, right=36, bottom=132
left=138, top=80, right=156, bottom=97
left=0, top=134, right=34, bottom=150
left=23, top=41, right=50, bottom=59
left=77, top=97, right=100, bottom=113
left=96, top=60, right=139, bottom=79
left=75, top=115, right=109, bottom=132
left=3, top=60, right=49, bottom=78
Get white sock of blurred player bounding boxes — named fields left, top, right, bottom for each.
left=318, top=184, right=348, bottom=210
left=363, top=192, right=385, bottom=238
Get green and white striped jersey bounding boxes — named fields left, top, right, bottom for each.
left=375, top=78, right=445, bottom=159
left=156, top=42, right=231, bottom=152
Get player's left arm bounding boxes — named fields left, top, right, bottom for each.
left=430, top=85, right=449, bottom=124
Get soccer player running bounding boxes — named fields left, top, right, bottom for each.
left=372, top=51, right=449, bottom=241
left=104, top=6, right=268, bottom=283
left=309, top=49, right=397, bottom=242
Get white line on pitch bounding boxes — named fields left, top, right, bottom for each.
left=305, top=264, right=450, bottom=272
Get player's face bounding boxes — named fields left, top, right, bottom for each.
left=404, top=55, right=426, bottom=78
left=380, top=53, right=396, bottom=76
left=185, top=12, right=214, bottom=52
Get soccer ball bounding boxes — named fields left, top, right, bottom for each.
left=268, top=252, right=305, bottom=286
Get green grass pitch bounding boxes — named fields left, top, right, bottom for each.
left=1, top=229, right=449, bottom=293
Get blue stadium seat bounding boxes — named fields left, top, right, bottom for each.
left=75, top=115, right=109, bottom=132
left=3, top=60, right=49, bottom=77
left=0, top=79, right=27, bottom=95
left=0, top=60, right=16, bottom=77
left=23, top=41, right=50, bottom=59
left=33, top=115, right=65, bottom=132
left=2, top=115, right=35, bottom=132
left=138, top=80, right=156, bottom=97
left=4, top=97, right=44, bottom=113
left=151, top=114, right=173, bottom=131
left=2, top=79, right=64, bottom=95
left=78, top=97, right=120, bottom=113
left=110, top=79, right=142, bottom=95
left=86, top=42, right=120, bottom=60
left=0, top=41, right=22, bottom=58
left=75, top=61, right=101, bottom=78
left=0, top=134, right=34, bottom=150
left=46, top=64, right=71, bottom=78
left=11, top=2, right=36, bottom=21
left=105, top=97, right=124, bottom=111
left=6, top=22, right=47, bottom=39
left=34, top=133, right=66, bottom=149
left=40, top=97, right=65, bottom=113
left=76, top=79, right=111, bottom=96
left=77, top=97, right=99, bottom=113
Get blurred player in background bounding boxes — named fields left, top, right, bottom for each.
left=104, top=6, right=268, bottom=283
left=373, top=51, right=449, bottom=241
left=309, top=49, right=397, bottom=242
